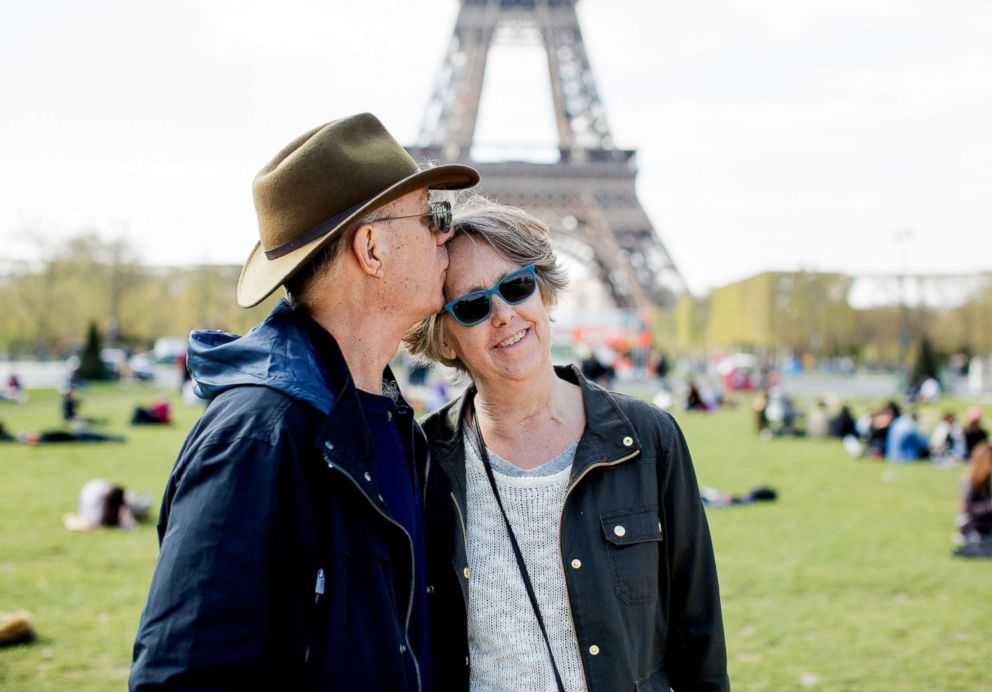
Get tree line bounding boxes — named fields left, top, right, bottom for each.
left=0, top=233, right=278, bottom=358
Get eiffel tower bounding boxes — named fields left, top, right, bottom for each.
left=408, top=0, right=686, bottom=308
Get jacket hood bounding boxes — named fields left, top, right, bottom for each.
left=187, top=299, right=335, bottom=413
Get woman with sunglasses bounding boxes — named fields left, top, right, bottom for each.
left=405, top=195, right=728, bottom=692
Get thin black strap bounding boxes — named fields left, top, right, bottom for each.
left=471, top=409, right=567, bottom=692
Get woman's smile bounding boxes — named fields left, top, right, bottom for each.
left=493, top=328, right=530, bottom=349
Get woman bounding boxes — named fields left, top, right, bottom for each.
left=958, top=441, right=992, bottom=543
left=406, top=195, right=727, bottom=691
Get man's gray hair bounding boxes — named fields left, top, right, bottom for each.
left=403, top=194, right=568, bottom=374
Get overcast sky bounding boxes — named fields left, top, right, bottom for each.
left=2, top=0, right=990, bottom=294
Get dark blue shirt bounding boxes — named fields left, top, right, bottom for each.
left=357, top=389, right=432, bottom=690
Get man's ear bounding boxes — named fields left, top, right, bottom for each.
left=351, top=224, right=385, bottom=278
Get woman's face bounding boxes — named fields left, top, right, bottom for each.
left=441, top=235, right=552, bottom=387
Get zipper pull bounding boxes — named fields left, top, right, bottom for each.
left=314, top=567, right=325, bottom=604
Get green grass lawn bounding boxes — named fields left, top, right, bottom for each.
left=0, top=385, right=989, bottom=690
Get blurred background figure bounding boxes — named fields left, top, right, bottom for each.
left=955, top=442, right=992, bottom=551
left=964, top=407, right=989, bottom=458
left=829, top=404, right=858, bottom=440
left=886, top=409, right=927, bottom=462
left=130, top=397, right=171, bottom=425
left=806, top=400, right=830, bottom=438
left=866, top=401, right=899, bottom=458
left=63, top=479, right=150, bottom=531
left=929, top=411, right=967, bottom=463
left=2, top=374, right=27, bottom=404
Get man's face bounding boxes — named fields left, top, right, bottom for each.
left=373, top=188, right=454, bottom=322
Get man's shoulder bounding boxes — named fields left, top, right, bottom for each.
left=192, top=385, right=319, bottom=449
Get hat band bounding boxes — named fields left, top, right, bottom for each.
left=264, top=197, right=372, bottom=260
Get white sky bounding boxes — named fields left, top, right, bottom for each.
left=1, top=0, right=990, bottom=295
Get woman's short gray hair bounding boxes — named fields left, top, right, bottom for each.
left=403, top=194, right=568, bottom=374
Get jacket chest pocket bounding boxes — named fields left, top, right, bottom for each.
left=600, top=507, right=662, bottom=605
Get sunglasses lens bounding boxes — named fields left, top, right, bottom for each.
left=451, top=295, right=492, bottom=325
left=498, top=271, right=536, bottom=304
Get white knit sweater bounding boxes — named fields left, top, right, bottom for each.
left=464, top=434, right=587, bottom=692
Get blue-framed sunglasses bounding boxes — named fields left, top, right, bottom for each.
left=442, top=264, right=538, bottom=326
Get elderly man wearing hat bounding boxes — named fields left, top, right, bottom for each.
left=130, top=114, right=479, bottom=691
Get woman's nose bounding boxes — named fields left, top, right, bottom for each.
left=490, top=294, right=514, bottom=324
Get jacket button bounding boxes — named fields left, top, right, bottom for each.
left=589, top=644, right=600, bottom=656
left=399, top=644, right=407, bottom=654
left=363, top=472, right=372, bottom=482
left=324, top=441, right=335, bottom=450
left=463, top=567, right=471, bottom=579
left=387, top=411, right=393, bottom=421
left=613, top=525, right=626, bottom=537
left=426, top=585, right=435, bottom=594
left=570, top=559, right=582, bottom=569
left=622, top=436, right=633, bottom=447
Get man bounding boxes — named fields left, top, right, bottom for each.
left=130, top=113, right=479, bottom=690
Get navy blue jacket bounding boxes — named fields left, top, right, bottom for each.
left=130, top=300, right=428, bottom=691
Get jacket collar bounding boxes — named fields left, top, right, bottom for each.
left=427, top=364, right=641, bottom=497
left=301, top=314, right=412, bottom=485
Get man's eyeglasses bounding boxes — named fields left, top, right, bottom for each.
left=442, top=265, right=538, bottom=327
left=372, top=200, right=452, bottom=233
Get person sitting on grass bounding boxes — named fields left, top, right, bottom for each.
left=130, top=397, right=171, bottom=425
left=964, top=407, right=988, bottom=458
left=930, top=411, right=967, bottom=462
left=866, top=401, right=899, bottom=458
left=63, top=479, right=151, bottom=531
left=956, top=442, right=992, bottom=546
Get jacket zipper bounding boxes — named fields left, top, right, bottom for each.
left=557, top=450, right=640, bottom=689
left=323, top=453, right=422, bottom=692
left=450, top=491, right=469, bottom=551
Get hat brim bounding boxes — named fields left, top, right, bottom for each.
left=237, top=163, right=479, bottom=308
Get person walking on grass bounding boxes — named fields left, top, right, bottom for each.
left=130, top=113, right=478, bottom=690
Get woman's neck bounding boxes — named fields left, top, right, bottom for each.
left=472, top=367, right=584, bottom=466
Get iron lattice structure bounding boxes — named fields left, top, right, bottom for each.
left=409, top=0, right=686, bottom=308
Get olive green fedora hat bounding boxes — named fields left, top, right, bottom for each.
left=237, top=113, right=479, bottom=308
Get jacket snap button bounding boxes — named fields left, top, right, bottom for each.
left=363, top=472, right=372, bottom=482
left=463, top=567, right=471, bottom=579
left=622, top=436, right=633, bottom=447
left=386, top=411, right=393, bottom=421
left=589, top=644, right=600, bottom=656
left=399, top=644, right=407, bottom=654
left=613, top=525, right=626, bottom=537
left=426, top=585, right=435, bottom=594
left=324, top=441, right=334, bottom=450
left=571, top=559, right=582, bottom=569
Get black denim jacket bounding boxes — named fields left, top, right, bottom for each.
left=422, top=365, right=729, bottom=692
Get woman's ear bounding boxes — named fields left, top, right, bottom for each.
left=352, top=224, right=385, bottom=278
left=440, top=338, right=457, bottom=361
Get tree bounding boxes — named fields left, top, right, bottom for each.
left=77, top=321, right=110, bottom=380
left=910, top=336, right=941, bottom=385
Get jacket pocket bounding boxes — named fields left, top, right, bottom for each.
left=600, top=507, right=662, bottom=605
left=635, top=664, right=670, bottom=692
